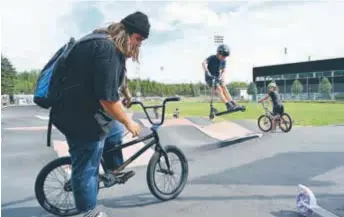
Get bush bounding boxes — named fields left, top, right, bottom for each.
left=334, top=93, right=344, bottom=101
left=283, top=100, right=344, bottom=104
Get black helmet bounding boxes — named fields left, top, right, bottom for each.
left=217, top=44, right=230, bottom=57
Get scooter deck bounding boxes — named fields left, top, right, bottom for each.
left=215, top=107, right=246, bottom=116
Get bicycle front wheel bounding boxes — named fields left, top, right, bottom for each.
left=257, top=114, right=272, bottom=132
left=146, top=145, right=189, bottom=201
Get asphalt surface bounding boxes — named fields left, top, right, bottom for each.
left=1, top=105, right=344, bottom=217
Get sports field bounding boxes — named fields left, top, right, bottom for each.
left=131, top=100, right=344, bottom=126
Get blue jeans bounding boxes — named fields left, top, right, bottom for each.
left=66, top=120, right=125, bottom=213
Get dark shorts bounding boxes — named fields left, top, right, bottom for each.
left=273, top=104, right=284, bottom=116
left=205, top=75, right=224, bottom=88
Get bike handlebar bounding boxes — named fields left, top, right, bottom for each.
left=131, top=96, right=181, bottom=126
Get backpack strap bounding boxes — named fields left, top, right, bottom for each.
left=63, top=33, right=110, bottom=60
left=46, top=33, right=110, bottom=147
left=47, top=110, right=53, bottom=147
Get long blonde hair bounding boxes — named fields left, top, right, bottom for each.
left=93, top=22, right=140, bottom=63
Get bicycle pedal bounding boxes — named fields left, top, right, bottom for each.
left=102, top=173, right=118, bottom=188
left=116, top=171, right=135, bottom=184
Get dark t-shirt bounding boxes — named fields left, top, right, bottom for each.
left=52, top=35, right=126, bottom=143
left=268, top=91, right=282, bottom=107
left=205, top=55, right=226, bottom=77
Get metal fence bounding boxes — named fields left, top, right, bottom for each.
left=1, top=94, right=34, bottom=106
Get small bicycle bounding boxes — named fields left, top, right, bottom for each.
left=208, top=76, right=246, bottom=120
left=34, top=97, right=189, bottom=216
left=257, top=102, right=292, bottom=133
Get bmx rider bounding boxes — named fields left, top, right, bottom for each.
left=258, top=82, right=284, bottom=132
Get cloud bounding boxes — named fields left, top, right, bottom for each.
left=1, top=0, right=74, bottom=71
left=1, top=1, right=344, bottom=85
left=136, top=1, right=344, bottom=83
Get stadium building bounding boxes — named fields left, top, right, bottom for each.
left=253, top=57, right=344, bottom=100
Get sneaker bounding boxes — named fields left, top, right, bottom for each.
left=226, top=102, right=234, bottom=111
left=83, top=209, right=108, bottom=217
left=93, top=212, right=108, bottom=217
left=230, top=100, right=237, bottom=107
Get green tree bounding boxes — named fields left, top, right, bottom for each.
left=247, top=82, right=257, bottom=95
left=1, top=55, right=17, bottom=94
left=291, top=80, right=303, bottom=96
left=318, top=77, right=332, bottom=99
left=247, top=82, right=257, bottom=101
left=227, top=85, right=240, bottom=97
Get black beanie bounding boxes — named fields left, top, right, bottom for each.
left=120, top=11, right=150, bottom=39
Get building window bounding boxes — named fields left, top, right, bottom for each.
left=315, top=72, right=323, bottom=78
left=323, top=71, right=332, bottom=77
left=334, top=70, right=344, bottom=77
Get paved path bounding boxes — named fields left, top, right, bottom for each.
left=1, top=105, right=343, bottom=217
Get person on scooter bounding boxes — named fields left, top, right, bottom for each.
left=202, top=44, right=244, bottom=111
left=258, top=82, right=284, bottom=132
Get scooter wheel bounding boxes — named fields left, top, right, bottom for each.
left=209, top=113, right=215, bottom=120
left=296, top=191, right=313, bottom=216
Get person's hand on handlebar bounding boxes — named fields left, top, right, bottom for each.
left=124, top=119, right=141, bottom=137
left=205, top=70, right=213, bottom=78
left=122, top=97, right=132, bottom=108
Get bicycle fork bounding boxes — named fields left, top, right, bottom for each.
left=154, top=134, right=173, bottom=175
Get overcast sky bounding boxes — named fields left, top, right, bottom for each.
left=2, top=0, right=344, bottom=84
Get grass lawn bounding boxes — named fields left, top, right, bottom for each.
left=129, top=100, right=344, bottom=126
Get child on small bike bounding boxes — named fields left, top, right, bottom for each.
left=202, top=44, right=244, bottom=111
left=258, top=82, right=284, bottom=132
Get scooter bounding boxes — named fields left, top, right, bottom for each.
left=208, top=76, right=246, bottom=120
left=296, top=184, right=340, bottom=217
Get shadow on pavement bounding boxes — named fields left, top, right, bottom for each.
left=99, top=193, right=163, bottom=208
left=270, top=210, right=301, bottom=217
left=1, top=196, right=37, bottom=208
left=190, top=152, right=344, bottom=186
left=1, top=206, right=54, bottom=217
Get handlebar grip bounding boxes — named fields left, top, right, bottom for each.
left=130, top=101, right=141, bottom=105
left=165, top=96, right=180, bottom=102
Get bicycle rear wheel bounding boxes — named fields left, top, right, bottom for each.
left=146, top=145, right=189, bottom=201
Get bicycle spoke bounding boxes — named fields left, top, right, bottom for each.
left=154, top=152, right=183, bottom=194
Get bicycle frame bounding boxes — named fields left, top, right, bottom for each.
left=261, top=102, right=281, bottom=121
left=262, top=103, right=273, bottom=117
left=100, top=129, right=161, bottom=173
left=99, top=97, right=180, bottom=174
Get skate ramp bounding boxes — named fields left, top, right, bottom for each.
left=136, top=113, right=262, bottom=150
left=186, top=116, right=214, bottom=127
left=53, top=114, right=261, bottom=169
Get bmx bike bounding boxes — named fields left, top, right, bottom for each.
left=257, top=102, right=292, bottom=132
left=208, top=76, right=246, bottom=120
left=34, top=97, right=189, bottom=217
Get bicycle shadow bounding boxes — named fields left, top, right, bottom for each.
left=98, top=192, right=163, bottom=208
left=1, top=205, right=55, bottom=217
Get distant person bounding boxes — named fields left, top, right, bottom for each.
left=202, top=44, right=245, bottom=111
left=9, top=93, right=14, bottom=104
left=50, top=11, right=151, bottom=217
left=258, top=82, right=284, bottom=132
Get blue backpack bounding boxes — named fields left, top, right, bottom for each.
left=33, top=33, right=110, bottom=146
